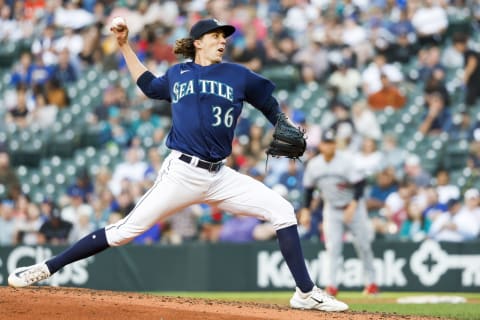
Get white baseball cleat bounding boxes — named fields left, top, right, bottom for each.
left=290, top=286, right=349, bottom=312
left=8, top=263, right=51, bottom=288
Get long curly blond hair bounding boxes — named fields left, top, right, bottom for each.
left=174, top=38, right=195, bottom=60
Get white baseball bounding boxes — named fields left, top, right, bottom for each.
left=111, top=17, right=126, bottom=30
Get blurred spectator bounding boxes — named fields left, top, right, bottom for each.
left=452, top=32, right=480, bottom=107
left=60, top=186, right=94, bottom=225
left=10, top=52, right=35, bottom=87
left=351, top=100, right=382, bottom=140
left=90, top=86, right=120, bottom=123
left=441, top=39, right=464, bottom=69
left=373, top=179, right=415, bottom=238
left=109, top=147, right=148, bottom=196
left=387, top=32, right=417, bottom=64
left=132, top=223, right=161, bottom=245
left=417, top=46, right=445, bottom=82
left=54, top=26, right=84, bottom=61
left=69, top=206, right=95, bottom=243
left=292, top=110, right=321, bottom=150
left=421, top=186, right=448, bottom=234
left=322, top=101, right=357, bottom=150
left=16, top=202, right=44, bottom=245
left=389, top=9, right=415, bottom=41
left=435, top=169, right=460, bottom=205
left=278, top=160, right=304, bottom=192
left=265, top=14, right=296, bottom=66
left=380, top=134, right=408, bottom=176
left=411, top=0, right=448, bottom=47
left=462, top=188, right=480, bottom=226
left=66, top=170, right=94, bottom=203
left=198, top=205, right=228, bottom=242
left=162, top=205, right=201, bottom=245
left=39, top=206, right=73, bottom=245
left=231, top=28, right=266, bottom=72
left=449, top=111, right=473, bottom=141
left=79, top=22, right=103, bottom=66
left=341, top=17, right=372, bottom=67
left=0, top=4, right=23, bottom=42
left=327, top=60, right=361, bottom=100
left=51, top=48, right=79, bottom=84
left=292, top=31, right=329, bottom=83
left=366, top=167, right=398, bottom=215
left=296, top=206, right=321, bottom=241
left=244, top=123, right=269, bottom=161
left=367, top=73, right=406, bottom=110
left=89, top=196, right=111, bottom=230
left=0, top=149, right=21, bottom=200
left=143, top=147, right=164, bottom=182
left=361, top=52, right=403, bottom=96
left=423, top=68, right=450, bottom=107
left=101, top=109, right=131, bottom=148
left=12, top=193, right=31, bottom=220
left=111, top=189, right=136, bottom=218
left=418, top=92, right=452, bottom=135
left=0, top=200, right=19, bottom=245
left=428, top=197, right=480, bottom=242
left=467, top=140, right=480, bottom=173
left=31, top=24, right=58, bottom=66
left=31, top=90, right=58, bottom=130
left=6, top=85, right=31, bottom=128
left=218, top=215, right=260, bottom=243
left=355, top=137, right=384, bottom=178
left=403, top=154, right=432, bottom=188
left=149, top=25, right=177, bottom=65
left=399, top=201, right=426, bottom=242
left=130, top=104, right=163, bottom=142
left=45, top=78, right=69, bottom=108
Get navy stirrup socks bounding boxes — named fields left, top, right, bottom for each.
left=276, top=225, right=314, bottom=293
left=46, top=228, right=110, bottom=274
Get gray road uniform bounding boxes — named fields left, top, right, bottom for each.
left=303, top=150, right=376, bottom=288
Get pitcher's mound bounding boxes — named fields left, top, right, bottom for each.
left=0, top=286, right=439, bottom=320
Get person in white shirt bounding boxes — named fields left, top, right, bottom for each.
left=435, top=169, right=460, bottom=205
left=327, top=60, right=362, bottom=100
left=462, top=188, right=480, bottom=227
left=428, top=197, right=480, bottom=242
left=109, top=147, right=148, bottom=196
left=351, top=100, right=382, bottom=141
left=361, top=53, right=403, bottom=95
left=411, top=0, right=448, bottom=47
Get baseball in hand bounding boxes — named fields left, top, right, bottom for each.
left=111, top=17, right=126, bottom=31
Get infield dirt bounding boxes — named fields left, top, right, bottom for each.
left=0, top=286, right=443, bottom=320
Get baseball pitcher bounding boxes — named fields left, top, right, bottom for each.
left=9, top=18, right=347, bottom=312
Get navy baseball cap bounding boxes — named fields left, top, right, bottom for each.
left=321, top=129, right=336, bottom=143
left=190, top=19, right=236, bottom=40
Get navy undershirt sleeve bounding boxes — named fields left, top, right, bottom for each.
left=261, top=95, right=281, bottom=125
left=353, top=179, right=366, bottom=200
left=136, top=71, right=170, bottom=100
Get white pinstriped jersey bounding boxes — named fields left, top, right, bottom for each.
left=303, top=151, right=364, bottom=208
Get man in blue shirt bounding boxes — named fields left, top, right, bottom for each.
left=9, top=18, right=347, bottom=312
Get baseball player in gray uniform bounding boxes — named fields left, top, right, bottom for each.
left=303, top=128, right=378, bottom=296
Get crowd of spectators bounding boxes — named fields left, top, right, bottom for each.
left=1, top=0, right=480, bottom=247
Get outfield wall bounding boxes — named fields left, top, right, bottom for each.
left=1, top=240, right=479, bottom=292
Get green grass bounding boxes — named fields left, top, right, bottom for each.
left=152, top=291, right=480, bottom=320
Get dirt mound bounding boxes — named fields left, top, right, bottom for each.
left=0, top=286, right=440, bottom=320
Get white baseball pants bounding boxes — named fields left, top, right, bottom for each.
left=105, top=150, right=297, bottom=246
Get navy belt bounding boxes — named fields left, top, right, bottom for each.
left=179, top=154, right=223, bottom=173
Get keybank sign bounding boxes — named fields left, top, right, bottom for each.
left=257, top=240, right=480, bottom=290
